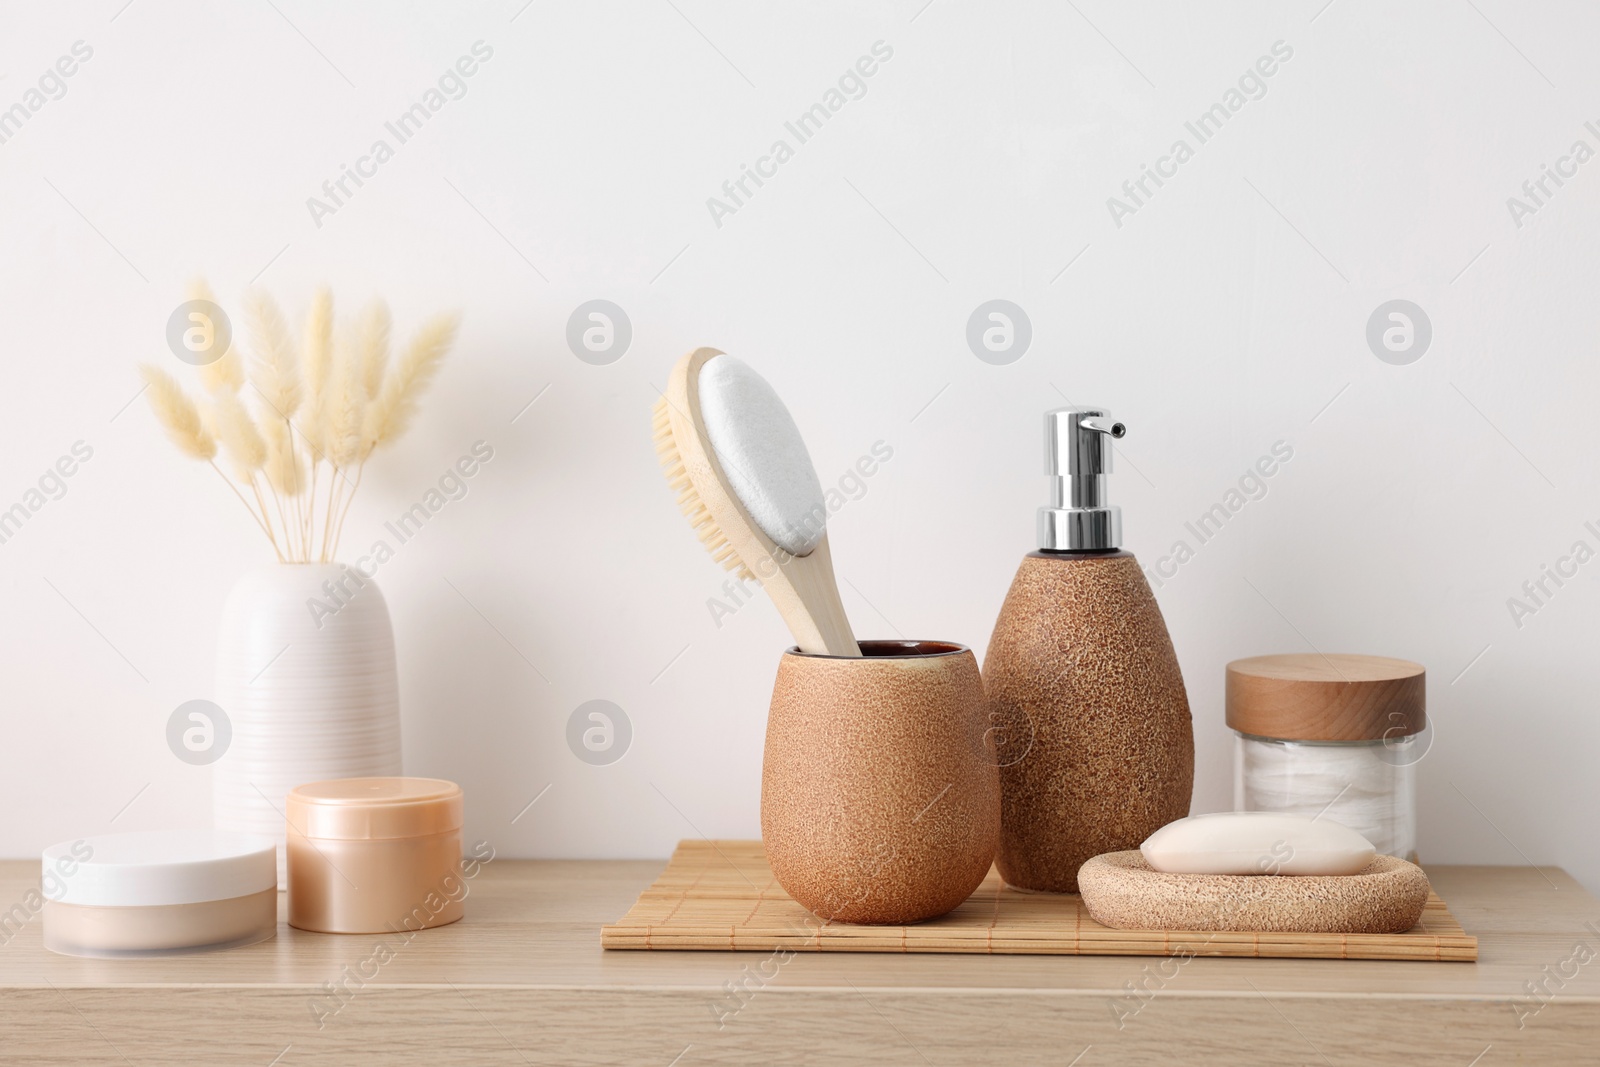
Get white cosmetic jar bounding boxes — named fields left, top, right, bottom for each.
left=41, top=830, right=277, bottom=958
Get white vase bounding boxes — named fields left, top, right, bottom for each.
left=213, top=563, right=403, bottom=879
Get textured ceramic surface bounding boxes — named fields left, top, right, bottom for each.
left=213, top=563, right=403, bottom=879
left=761, top=641, right=1000, bottom=924
left=1078, top=851, right=1432, bottom=934
left=984, top=551, right=1194, bottom=893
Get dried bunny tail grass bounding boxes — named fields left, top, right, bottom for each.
left=199, top=347, right=245, bottom=393
left=182, top=278, right=244, bottom=394
left=300, top=289, right=335, bottom=460
left=357, top=300, right=391, bottom=399
left=245, top=290, right=302, bottom=419
left=209, top=391, right=268, bottom=478
left=262, top=416, right=305, bottom=497
left=361, top=312, right=459, bottom=452
left=303, top=287, right=334, bottom=404
left=140, top=364, right=216, bottom=461
left=325, top=338, right=365, bottom=468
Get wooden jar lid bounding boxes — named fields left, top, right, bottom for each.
left=1225, top=654, right=1425, bottom=742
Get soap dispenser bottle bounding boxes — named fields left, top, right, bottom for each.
left=982, top=407, right=1193, bottom=893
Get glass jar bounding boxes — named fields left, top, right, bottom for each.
left=1227, top=654, right=1425, bottom=862
left=1233, top=735, right=1416, bottom=860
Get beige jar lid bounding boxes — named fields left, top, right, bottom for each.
left=1225, top=654, right=1425, bottom=741
left=287, top=777, right=463, bottom=841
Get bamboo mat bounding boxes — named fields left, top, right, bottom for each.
left=601, top=840, right=1478, bottom=961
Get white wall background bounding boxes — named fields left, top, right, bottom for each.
left=2, top=0, right=1597, bottom=892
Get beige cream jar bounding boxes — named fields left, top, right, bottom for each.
left=41, top=830, right=277, bottom=958
left=287, top=777, right=465, bottom=934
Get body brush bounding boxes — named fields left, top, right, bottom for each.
left=652, top=347, right=860, bottom=656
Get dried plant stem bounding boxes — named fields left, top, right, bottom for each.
left=330, top=461, right=366, bottom=560
left=273, top=495, right=291, bottom=558
left=288, top=482, right=300, bottom=559
left=289, top=421, right=308, bottom=560
left=318, top=462, right=331, bottom=553
left=209, top=460, right=283, bottom=562
left=305, top=459, right=320, bottom=559
left=268, top=469, right=294, bottom=561
left=247, top=476, right=283, bottom=561
left=321, top=466, right=351, bottom=562
left=315, top=463, right=332, bottom=562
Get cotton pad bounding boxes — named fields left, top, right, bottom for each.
left=697, top=355, right=826, bottom=556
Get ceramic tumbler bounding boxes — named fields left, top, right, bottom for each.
left=761, top=640, right=1001, bottom=924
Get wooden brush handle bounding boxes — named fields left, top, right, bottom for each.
left=765, top=534, right=858, bottom=656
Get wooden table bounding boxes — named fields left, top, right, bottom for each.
left=0, top=860, right=1594, bottom=1065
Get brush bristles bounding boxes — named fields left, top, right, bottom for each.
left=652, top=395, right=755, bottom=582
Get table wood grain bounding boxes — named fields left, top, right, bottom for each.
left=0, top=859, right=1594, bottom=1065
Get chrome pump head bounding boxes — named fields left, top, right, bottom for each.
left=1038, top=406, right=1126, bottom=551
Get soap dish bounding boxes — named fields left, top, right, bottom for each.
left=1078, top=851, right=1431, bottom=935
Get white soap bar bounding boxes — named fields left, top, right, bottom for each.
left=1140, top=812, right=1376, bottom=876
